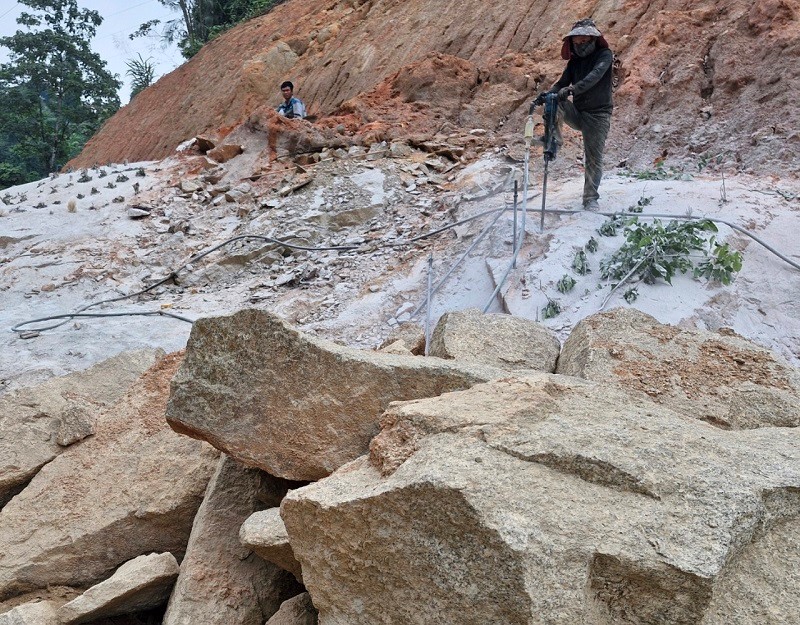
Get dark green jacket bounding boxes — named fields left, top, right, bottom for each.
left=552, top=47, right=614, bottom=113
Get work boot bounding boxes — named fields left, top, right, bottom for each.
left=583, top=199, right=600, bottom=211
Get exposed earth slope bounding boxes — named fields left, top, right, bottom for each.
left=69, top=0, right=800, bottom=176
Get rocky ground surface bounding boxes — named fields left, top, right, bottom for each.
left=1, top=126, right=798, bottom=392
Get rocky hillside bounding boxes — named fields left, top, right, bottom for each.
left=69, top=0, right=800, bottom=176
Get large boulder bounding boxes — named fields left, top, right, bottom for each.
left=0, top=354, right=219, bottom=602
left=166, top=309, right=510, bottom=481
left=556, top=308, right=800, bottom=429
left=163, top=455, right=301, bottom=625
left=0, top=350, right=161, bottom=507
left=283, top=373, right=800, bottom=624
left=429, top=308, right=561, bottom=371
left=56, top=552, right=179, bottom=624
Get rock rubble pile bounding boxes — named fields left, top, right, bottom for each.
left=2, top=307, right=798, bottom=624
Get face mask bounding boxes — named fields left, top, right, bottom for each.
left=574, top=40, right=597, bottom=57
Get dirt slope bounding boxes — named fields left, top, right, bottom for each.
left=69, top=0, right=799, bottom=175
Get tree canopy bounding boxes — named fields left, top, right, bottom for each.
left=0, top=0, right=121, bottom=188
left=132, top=0, right=287, bottom=59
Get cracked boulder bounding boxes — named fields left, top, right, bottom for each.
left=429, top=308, right=561, bottom=372
left=0, top=349, right=162, bottom=508
left=283, top=373, right=800, bottom=624
left=556, top=308, right=800, bottom=429
left=0, top=354, right=219, bottom=602
left=166, top=309, right=508, bottom=481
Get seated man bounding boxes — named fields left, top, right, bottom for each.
left=277, top=80, right=306, bottom=119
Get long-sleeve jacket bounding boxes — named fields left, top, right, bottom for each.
left=552, top=47, right=614, bottom=113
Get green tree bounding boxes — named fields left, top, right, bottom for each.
left=0, top=0, right=121, bottom=184
left=132, top=0, right=286, bottom=59
left=126, top=54, right=156, bottom=99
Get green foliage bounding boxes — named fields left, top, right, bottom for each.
left=630, top=163, right=683, bottom=181
left=627, top=195, right=652, bottom=213
left=572, top=249, right=591, bottom=275
left=133, top=0, right=288, bottom=59
left=600, top=218, right=737, bottom=286
left=542, top=299, right=561, bottom=319
left=598, top=214, right=624, bottom=237
left=693, top=241, right=743, bottom=285
left=623, top=287, right=639, bottom=303
left=557, top=274, right=576, bottom=294
left=585, top=236, right=599, bottom=253
left=697, top=151, right=731, bottom=173
left=125, top=54, right=156, bottom=99
left=0, top=163, right=27, bottom=188
left=0, top=0, right=120, bottom=187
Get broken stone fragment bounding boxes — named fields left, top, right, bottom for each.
left=430, top=308, right=561, bottom=372
left=166, top=309, right=511, bottom=481
left=389, top=141, right=412, bottom=158
left=240, top=508, right=302, bottom=582
left=126, top=207, right=151, bottom=219
left=179, top=179, right=203, bottom=194
left=265, top=593, right=318, bottom=625
left=377, top=340, right=414, bottom=356
left=54, top=403, right=95, bottom=447
left=56, top=552, right=179, bottom=624
left=207, top=144, right=244, bottom=163
left=193, top=136, right=216, bottom=154
left=208, top=183, right=231, bottom=198
left=557, top=308, right=800, bottom=428
left=366, top=145, right=386, bottom=161
left=224, top=182, right=253, bottom=203
left=379, top=323, right=426, bottom=355
left=0, top=600, right=59, bottom=624
left=0, top=349, right=161, bottom=507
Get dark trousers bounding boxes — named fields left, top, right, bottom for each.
left=556, top=102, right=611, bottom=205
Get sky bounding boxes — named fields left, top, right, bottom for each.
left=0, top=0, right=185, bottom=103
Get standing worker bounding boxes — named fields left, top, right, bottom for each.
left=533, top=19, right=613, bottom=211
left=277, top=80, right=306, bottom=119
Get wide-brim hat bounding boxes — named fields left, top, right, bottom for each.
left=560, top=18, right=608, bottom=59
left=566, top=19, right=602, bottom=38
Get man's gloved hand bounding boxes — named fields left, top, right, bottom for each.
left=529, top=94, right=545, bottom=113
left=557, top=86, right=573, bottom=101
